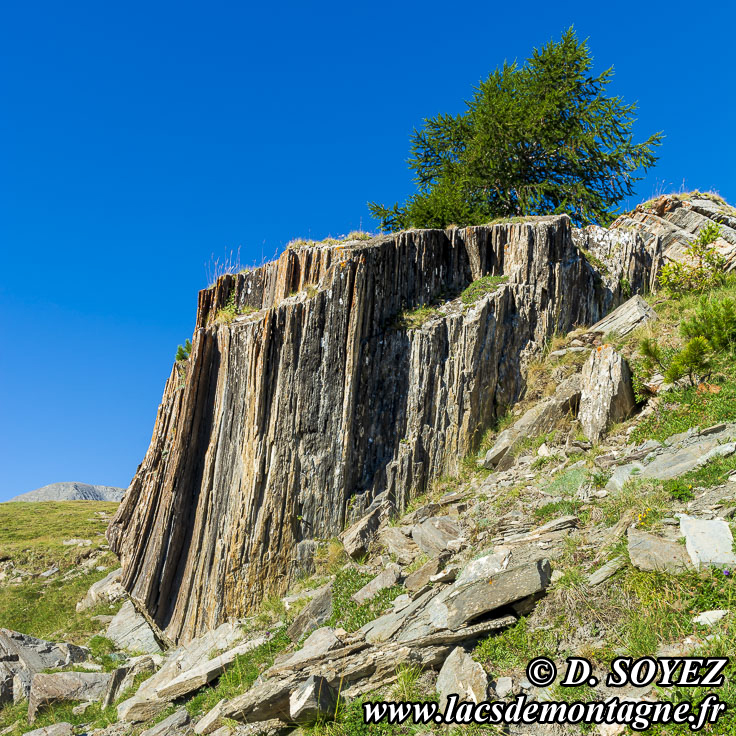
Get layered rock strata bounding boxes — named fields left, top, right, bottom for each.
left=109, top=215, right=659, bottom=644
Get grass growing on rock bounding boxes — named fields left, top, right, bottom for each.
left=185, top=629, right=291, bottom=720
left=327, top=567, right=403, bottom=632
left=460, top=275, right=508, bottom=306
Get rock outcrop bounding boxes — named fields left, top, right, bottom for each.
left=108, top=215, right=661, bottom=644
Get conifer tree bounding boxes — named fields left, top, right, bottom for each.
left=370, top=29, right=662, bottom=231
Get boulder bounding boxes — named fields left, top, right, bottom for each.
left=102, top=656, right=156, bottom=708
left=286, top=584, right=332, bottom=642
left=579, top=346, right=635, bottom=442
left=351, top=564, right=401, bottom=604
left=0, top=628, right=87, bottom=673
left=340, top=492, right=390, bottom=558
left=274, top=628, right=341, bottom=671
left=411, top=517, right=464, bottom=556
left=156, top=636, right=268, bottom=700
left=0, top=662, right=13, bottom=706
left=289, top=675, right=339, bottom=724
left=28, top=671, right=111, bottom=722
left=436, top=647, right=488, bottom=711
left=589, top=295, right=657, bottom=337
left=404, top=556, right=447, bottom=593
left=194, top=698, right=227, bottom=734
left=140, top=707, right=190, bottom=736
left=117, top=694, right=170, bottom=723
left=679, top=515, right=736, bottom=570
left=481, top=375, right=581, bottom=469
left=627, top=529, right=691, bottom=574
left=378, top=527, right=420, bottom=564
left=23, top=725, right=74, bottom=736
left=76, top=568, right=126, bottom=612
left=107, top=600, right=162, bottom=654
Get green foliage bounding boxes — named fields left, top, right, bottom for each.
left=214, top=292, right=256, bottom=324
left=184, top=630, right=291, bottom=719
left=175, top=338, right=192, bottom=362
left=369, top=29, right=661, bottom=231
left=326, top=568, right=402, bottom=632
left=533, top=499, right=583, bottom=522
left=473, top=617, right=560, bottom=675
left=663, top=336, right=713, bottom=385
left=460, top=275, right=509, bottom=305
left=663, top=478, right=695, bottom=502
left=681, top=295, right=736, bottom=353
left=658, top=222, right=725, bottom=295
left=394, top=304, right=439, bottom=330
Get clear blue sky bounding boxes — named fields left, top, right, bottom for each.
left=1, top=0, right=734, bottom=500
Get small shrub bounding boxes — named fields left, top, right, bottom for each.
left=664, top=336, right=714, bottom=386
left=658, top=222, right=725, bottom=295
left=664, top=478, right=695, bottom=502
left=175, top=338, right=192, bottom=362
left=681, top=295, right=736, bottom=353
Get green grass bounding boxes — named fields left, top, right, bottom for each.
left=473, top=617, right=560, bottom=676
left=395, top=304, right=440, bottom=329
left=540, top=467, right=588, bottom=498
left=460, top=275, right=509, bottom=306
left=326, top=568, right=403, bottom=632
left=0, top=502, right=122, bottom=644
left=184, top=630, right=291, bottom=719
left=534, top=499, right=584, bottom=522
left=0, top=501, right=117, bottom=574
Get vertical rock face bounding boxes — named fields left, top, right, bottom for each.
left=108, top=216, right=659, bottom=644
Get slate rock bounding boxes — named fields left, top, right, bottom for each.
left=156, top=636, right=268, bottom=700
left=77, top=568, right=126, bottom=612
left=340, top=493, right=390, bottom=558
left=275, top=628, right=341, bottom=671
left=679, top=515, right=736, bottom=570
left=0, top=662, right=12, bottom=706
left=627, top=528, right=691, bottom=573
left=289, top=675, right=339, bottom=724
left=286, top=584, right=332, bottom=642
left=194, top=698, right=227, bottom=734
left=481, top=375, right=581, bottom=469
left=589, top=295, right=657, bottom=337
left=23, top=725, right=74, bottom=736
left=107, top=600, right=162, bottom=654
left=351, top=564, right=401, bottom=604
left=140, top=707, right=190, bottom=736
left=28, top=671, right=111, bottom=722
left=411, top=517, right=464, bottom=556
left=404, top=556, right=446, bottom=593
left=378, top=527, right=420, bottom=564
left=436, top=647, right=488, bottom=711
left=579, top=346, right=635, bottom=442
left=102, top=655, right=156, bottom=708
left=587, top=556, right=625, bottom=586
left=0, top=628, right=88, bottom=674
left=495, top=676, right=513, bottom=698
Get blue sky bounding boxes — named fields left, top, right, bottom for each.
left=1, top=0, right=734, bottom=500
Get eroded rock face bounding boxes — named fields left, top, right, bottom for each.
left=108, top=217, right=659, bottom=644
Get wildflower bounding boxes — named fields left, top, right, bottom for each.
left=723, top=569, right=731, bottom=577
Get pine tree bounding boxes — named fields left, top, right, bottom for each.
left=369, top=29, right=662, bottom=231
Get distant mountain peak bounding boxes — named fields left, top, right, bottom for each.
left=8, top=481, right=125, bottom=503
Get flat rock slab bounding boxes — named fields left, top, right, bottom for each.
left=157, top=636, right=267, bottom=700
left=679, top=515, right=736, bottom=570
left=117, top=694, right=170, bottom=723
left=107, top=600, right=162, bottom=655
left=289, top=675, right=339, bottom=724
left=0, top=628, right=87, bottom=675
left=286, top=584, right=332, bottom=642
left=351, top=564, right=401, bottom=604
left=275, top=628, right=341, bottom=671
left=587, top=556, right=625, bottom=586
left=378, top=527, right=420, bottom=564
left=405, top=556, right=446, bottom=593
left=77, top=568, right=125, bottom=612
left=398, top=559, right=551, bottom=641
left=411, top=517, right=464, bottom=556
left=627, top=529, right=691, bottom=573
left=140, top=707, right=190, bottom=736
left=23, top=725, right=74, bottom=736
left=590, top=295, right=657, bottom=337
left=28, top=671, right=111, bottom=722
left=579, top=346, right=635, bottom=443
left=436, top=646, right=488, bottom=711
left=194, top=697, right=227, bottom=734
